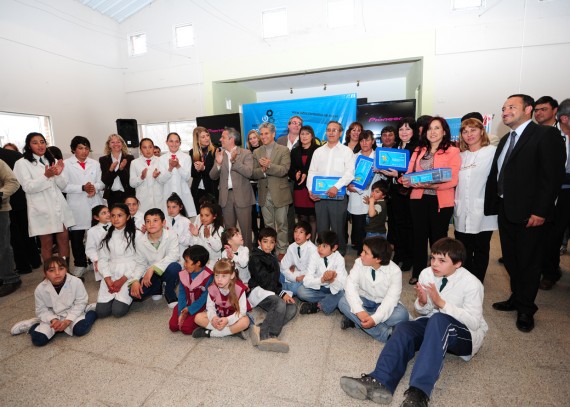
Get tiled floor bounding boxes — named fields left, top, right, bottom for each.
left=1, top=231, right=569, bottom=406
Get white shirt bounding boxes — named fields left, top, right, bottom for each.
left=307, top=142, right=355, bottom=192
left=344, top=259, right=403, bottom=325
left=129, top=155, right=163, bottom=214
left=206, top=287, right=247, bottom=326
left=303, top=250, right=347, bottom=294
left=497, top=119, right=531, bottom=177
left=415, top=266, right=488, bottom=360
left=110, top=153, right=124, bottom=192
left=454, top=145, right=498, bottom=233
left=280, top=240, right=318, bottom=282
left=221, top=246, right=250, bottom=283
left=165, top=214, right=192, bottom=260
left=190, top=217, right=224, bottom=269
left=133, top=228, right=180, bottom=283
left=347, top=149, right=380, bottom=215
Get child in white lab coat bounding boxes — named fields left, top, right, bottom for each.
left=129, top=138, right=163, bottom=214
left=165, top=192, right=193, bottom=262
left=85, top=205, right=110, bottom=282
left=10, top=256, right=97, bottom=346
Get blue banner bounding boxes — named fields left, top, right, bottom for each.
left=242, top=94, right=357, bottom=144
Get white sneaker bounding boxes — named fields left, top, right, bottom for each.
left=85, top=303, right=97, bottom=313
left=151, top=295, right=162, bottom=301
left=10, top=318, right=40, bottom=335
left=168, top=301, right=177, bottom=309
left=73, top=266, right=87, bottom=278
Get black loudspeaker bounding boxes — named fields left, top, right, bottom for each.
left=116, top=119, right=139, bottom=148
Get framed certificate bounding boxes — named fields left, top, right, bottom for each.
left=352, top=155, right=375, bottom=190
left=402, top=168, right=453, bottom=184
left=311, top=176, right=347, bottom=200
left=374, top=147, right=410, bottom=171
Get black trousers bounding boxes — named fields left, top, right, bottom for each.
left=390, top=191, right=414, bottom=265
left=350, top=213, right=367, bottom=254
left=9, top=209, right=41, bottom=272
left=498, top=200, right=546, bottom=316
left=69, top=229, right=87, bottom=267
left=541, top=188, right=570, bottom=281
left=410, top=195, right=453, bottom=278
left=454, top=230, right=493, bottom=283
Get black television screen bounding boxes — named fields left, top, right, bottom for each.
left=356, top=99, right=416, bottom=145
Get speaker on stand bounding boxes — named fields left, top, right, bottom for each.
left=116, top=119, right=139, bottom=148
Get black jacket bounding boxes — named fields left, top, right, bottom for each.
left=248, top=247, right=283, bottom=295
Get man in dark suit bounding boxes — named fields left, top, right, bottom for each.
left=253, top=122, right=292, bottom=257
left=484, top=94, right=566, bottom=332
left=209, top=127, right=256, bottom=249
left=0, top=147, right=41, bottom=275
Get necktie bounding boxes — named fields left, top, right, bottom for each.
left=439, top=277, right=448, bottom=292
left=103, top=225, right=109, bottom=231
left=146, top=159, right=151, bottom=166
left=297, top=246, right=301, bottom=258
left=371, top=268, right=376, bottom=281
left=172, top=218, right=176, bottom=226
left=324, top=257, right=328, bottom=267
left=497, top=131, right=517, bottom=196
left=39, top=157, right=45, bottom=165
left=78, top=161, right=86, bottom=170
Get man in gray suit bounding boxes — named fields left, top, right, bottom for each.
left=253, top=123, right=293, bottom=257
left=210, top=127, right=256, bottom=249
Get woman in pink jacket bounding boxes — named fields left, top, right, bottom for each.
left=400, top=117, right=461, bottom=285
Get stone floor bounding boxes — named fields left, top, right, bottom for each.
left=1, top=231, right=569, bottom=406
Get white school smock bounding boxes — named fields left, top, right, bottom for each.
left=85, top=223, right=110, bottom=281
left=190, top=216, right=223, bottom=269
left=280, top=240, right=318, bottom=283
left=347, top=150, right=379, bottom=215
left=221, top=245, right=251, bottom=283
left=157, top=150, right=197, bottom=217
left=13, top=156, right=75, bottom=236
left=129, top=155, right=164, bottom=214
left=132, top=228, right=180, bottom=283
left=303, top=250, right=347, bottom=294
left=34, top=274, right=88, bottom=337
left=165, top=214, right=193, bottom=261
left=97, top=229, right=145, bottom=304
left=62, top=157, right=105, bottom=230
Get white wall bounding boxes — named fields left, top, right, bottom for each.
left=0, top=0, right=125, bottom=155
left=2, top=0, right=569, bottom=152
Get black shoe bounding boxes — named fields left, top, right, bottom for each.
left=341, top=316, right=356, bottom=330
left=0, top=280, right=22, bottom=297
left=401, top=387, right=429, bottom=407
left=408, top=277, right=418, bottom=285
left=340, top=374, right=392, bottom=404
left=516, top=313, right=534, bottom=333
left=299, top=302, right=320, bottom=315
left=192, top=328, right=211, bottom=338
left=492, top=300, right=516, bottom=312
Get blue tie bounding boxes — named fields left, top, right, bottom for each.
left=371, top=268, right=376, bottom=281
left=297, top=246, right=301, bottom=258
left=324, top=257, right=328, bottom=267
left=440, top=277, right=448, bottom=292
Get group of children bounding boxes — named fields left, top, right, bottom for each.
left=8, top=133, right=488, bottom=406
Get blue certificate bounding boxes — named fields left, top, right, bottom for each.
left=352, top=155, right=375, bottom=190
left=374, top=147, right=410, bottom=171
left=311, top=176, right=347, bottom=200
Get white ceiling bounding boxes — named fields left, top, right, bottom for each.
left=229, top=61, right=417, bottom=92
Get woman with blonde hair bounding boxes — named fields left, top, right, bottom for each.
left=453, top=118, right=497, bottom=283
left=99, top=134, right=135, bottom=206
left=190, top=126, right=217, bottom=209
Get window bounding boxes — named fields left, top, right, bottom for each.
left=140, top=120, right=196, bottom=153
left=328, top=0, right=354, bottom=28
left=0, top=111, right=53, bottom=153
left=262, top=8, right=287, bottom=38
left=128, top=33, right=147, bottom=56
left=175, top=24, right=194, bottom=48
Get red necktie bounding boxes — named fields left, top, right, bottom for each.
left=146, top=159, right=151, bottom=166
left=78, top=161, right=86, bottom=170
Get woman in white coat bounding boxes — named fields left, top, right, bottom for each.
left=158, top=132, right=197, bottom=218
left=129, top=138, right=163, bottom=214
left=453, top=118, right=498, bottom=283
left=13, top=132, right=75, bottom=263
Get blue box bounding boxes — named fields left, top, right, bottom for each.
left=402, top=168, right=453, bottom=185
left=352, top=155, right=375, bottom=190
left=311, top=176, right=347, bottom=200
left=374, top=147, right=410, bottom=172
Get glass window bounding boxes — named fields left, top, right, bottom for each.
left=140, top=121, right=197, bottom=153
left=175, top=24, right=194, bottom=48
left=129, top=33, right=147, bottom=56
left=0, top=111, right=53, bottom=153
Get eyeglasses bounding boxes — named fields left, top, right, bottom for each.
left=289, top=121, right=302, bottom=126
left=326, top=128, right=340, bottom=133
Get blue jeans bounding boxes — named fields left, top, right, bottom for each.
left=366, top=232, right=387, bottom=239
left=370, top=313, right=472, bottom=397
left=296, top=285, right=343, bottom=314
left=338, top=295, right=409, bottom=343
left=29, top=311, right=98, bottom=347
left=137, top=262, right=181, bottom=303
left=279, top=272, right=303, bottom=296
